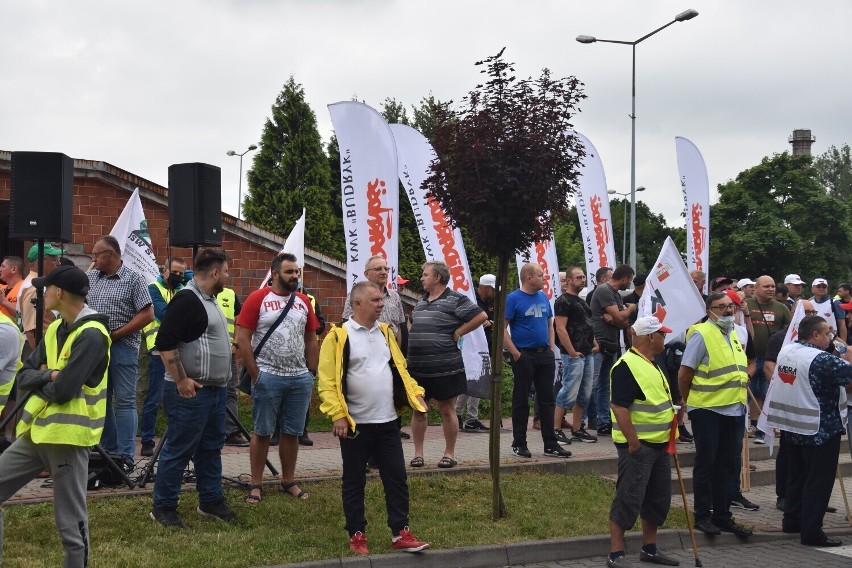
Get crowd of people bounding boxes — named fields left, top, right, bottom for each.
left=1, top=241, right=851, bottom=565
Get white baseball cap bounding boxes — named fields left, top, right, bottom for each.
left=784, top=274, right=805, bottom=285
left=812, top=278, right=828, bottom=287
left=479, top=274, right=496, bottom=288
left=632, top=316, right=672, bottom=336
left=736, top=278, right=756, bottom=288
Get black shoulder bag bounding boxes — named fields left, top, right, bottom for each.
left=238, top=293, right=296, bottom=395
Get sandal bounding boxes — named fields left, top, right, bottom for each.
left=409, top=456, right=425, bottom=468
left=280, top=481, right=309, bottom=500
left=437, top=456, right=457, bottom=469
left=244, top=484, right=262, bottom=504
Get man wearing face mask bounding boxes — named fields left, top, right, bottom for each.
left=139, top=258, right=190, bottom=457
left=678, top=292, right=753, bottom=538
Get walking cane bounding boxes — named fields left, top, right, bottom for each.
left=669, top=415, right=702, bottom=567
left=741, top=417, right=750, bottom=491
left=838, top=465, right=852, bottom=528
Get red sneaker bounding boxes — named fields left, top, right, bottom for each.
left=349, top=531, right=368, bottom=555
left=392, top=527, right=429, bottom=552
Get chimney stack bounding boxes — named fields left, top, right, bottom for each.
left=789, top=129, right=815, bottom=156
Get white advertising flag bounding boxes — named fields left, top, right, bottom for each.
left=637, top=237, right=705, bottom=339
left=516, top=236, right=564, bottom=383
left=570, top=131, right=617, bottom=287
left=390, top=123, right=492, bottom=399
left=328, top=101, right=399, bottom=292
left=109, top=188, right=159, bottom=283
left=676, top=137, right=710, bottom=294
left=257, top=208, right=306, bottom=289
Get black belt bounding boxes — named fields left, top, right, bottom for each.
left=520, top=347, right=550, bottom=353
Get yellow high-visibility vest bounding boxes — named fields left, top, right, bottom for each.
left=17, top=319, right=110, bottom=446
left=611, top=349, right=676, bottom=444
left=686, top=321, right=748, bottom=408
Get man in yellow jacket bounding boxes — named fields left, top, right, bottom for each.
left=318, top=281, right=429, bottom=556
left=607, top=316, right=679, bottom=568
left=0, top=265, right=110, bottom=567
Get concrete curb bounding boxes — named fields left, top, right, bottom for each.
left=265, top=527, right=852, bottom=568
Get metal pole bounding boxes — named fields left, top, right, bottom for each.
left=629, top=43, right=637, bottom=271
left=237, top=154, right=244, bottom=220
left=622, top=198, right=628, bottom=266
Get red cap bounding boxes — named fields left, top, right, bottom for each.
left=396, top=276, right=410, bottom=286
left=725, top=289, right=742, bottom=306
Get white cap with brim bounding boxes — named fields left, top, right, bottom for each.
left=632, top=316, right=673, bottom=336
left=784, top=274, right=805, bottom=285
left=479, top=274, right=496, bottom=288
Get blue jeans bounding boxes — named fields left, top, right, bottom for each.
left=101, top=342, right=139, bottom=461
left=591, top=351, right=616, bottom=426
left=555, top=354, right=595, bottom=411
left=153, top=382, right=226, bottom=509
left=140, top=354, right=165, bottom=445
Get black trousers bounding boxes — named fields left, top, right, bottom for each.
left=511, top=349, right=557, bottom=448
left=339, top=420, right=409, bottom=537
left=689, top=408, right=743, bottom=523
left=784, top=434, right=841, bottom=542
left=775, top=431, right=789, bottom=498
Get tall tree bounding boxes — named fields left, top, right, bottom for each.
left=814, top=143, right=852, bottom=200
left=244, top=77, right=343, bottom=258
left=710, top=152, right=852, bottom=282
left=424, top=48, right=586, bottom=519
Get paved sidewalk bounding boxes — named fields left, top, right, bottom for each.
left=7, top=419, right=852, bottom=567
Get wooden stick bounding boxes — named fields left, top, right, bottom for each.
left=838, top=466, right=852, bottom=528
left=673, top=452, right=703, bottom=567
left=741, top=418, right=751, bottom=491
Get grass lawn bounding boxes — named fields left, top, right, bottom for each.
left=2, top=472, right=688, bottom=567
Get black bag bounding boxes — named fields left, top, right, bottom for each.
left=237, top=293, right=296, bottom=395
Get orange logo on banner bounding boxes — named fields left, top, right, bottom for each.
left=590, top=195, right=610, bottom=267
left=427, top=196, right=470, bottom=292
left=367, top=178, right=393, bottom=257
left=691, top=204, right=706, bottom=272
left=535, top=240, right=552, bottom=300
left=777, top=364, right=797, bottom=385
left=655, top=262, right=672, bottom=282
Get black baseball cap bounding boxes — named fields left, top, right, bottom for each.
left=33, top=265, right=90, bottom=297
left=710, top=276, right=733, bottom=291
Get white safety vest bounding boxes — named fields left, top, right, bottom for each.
left=812, top=297, right=838, bottom=333
left=765, top=343, right=821, bottom=434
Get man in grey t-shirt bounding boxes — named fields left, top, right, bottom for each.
left=588, top=265, right=637, bottom=435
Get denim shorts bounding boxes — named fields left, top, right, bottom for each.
left=252, top=370, right=314, bottom=436
left=555, top=353, right=595, bottom=410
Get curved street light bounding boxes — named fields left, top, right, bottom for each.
left=226, top=144, right=258, bottom=220
left=608, top=186, right=646, bottom=265
left=578, top=9, right=699, bottom=270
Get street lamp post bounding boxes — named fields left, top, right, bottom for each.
left=609, top=187, right=645, bottom=266
left=226, top=144, right=258, bottom=219
left=578, top=8, right=698, bottom=270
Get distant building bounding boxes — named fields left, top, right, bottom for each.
left=789, top=129, right=815, bottom=156
left=0, top=151, right=349, bottom=326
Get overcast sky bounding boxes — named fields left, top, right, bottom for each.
left=3, top=0, right=851, bottom=232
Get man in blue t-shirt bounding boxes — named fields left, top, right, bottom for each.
left=503, top=263, right=570, bottom=459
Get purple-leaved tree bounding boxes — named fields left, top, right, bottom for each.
left=424, top=48, right=586, bottom=519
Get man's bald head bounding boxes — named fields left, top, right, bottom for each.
left=754, top=275, right=776, bottom=303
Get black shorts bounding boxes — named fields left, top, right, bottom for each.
left=414, top=371, right=467, bottom=402
left=609, top=444, right=672, bottom=529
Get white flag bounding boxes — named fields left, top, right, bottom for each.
left=258, top=208, right=306, bottom=289
left=637, top=237, right=705, bottom=339
left=328, top=101, right=399, bottom=292
left=676, top=137, right=710, bottom=294
left=390, top=123, right=492, bottom=399
left=109, top=188, right=159, bottom=283
left=570, top=131, right=617, bottom=286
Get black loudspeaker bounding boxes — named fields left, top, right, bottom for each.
left=168, top=163, right=222, bottom=247
left=10, top=152, right=74, bottom=242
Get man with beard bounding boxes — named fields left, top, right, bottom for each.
left=237, top=253, right=320, bottom=504
left=150, top=249, right=235, bottom=527
left=589, top=264, right=637, bottom=436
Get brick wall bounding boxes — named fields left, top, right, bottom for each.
left=0, top=169, right=349, bottom=329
